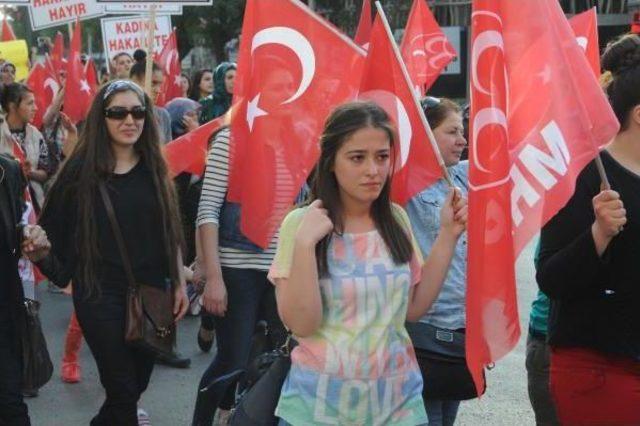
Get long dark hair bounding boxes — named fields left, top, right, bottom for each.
left=189, top=69, right=213, bottom=101
left=601, top=34, right=640, bottom=130
left=43, top=81, right=184, bottom=297
left=311, top=101, right=413, bottom=277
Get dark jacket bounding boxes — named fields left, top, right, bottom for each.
left=199, top=62, right=236, bottom=124
left=537, top=152, right=640, bottom=360
left=0, top=154, right=27, bottom=337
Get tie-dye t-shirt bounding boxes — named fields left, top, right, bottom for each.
left=268, top=206, right=428, bottom=426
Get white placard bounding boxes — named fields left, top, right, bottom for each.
left=104, top=3, right=182, bottom=15
left=101, top=14, right=172, bottom=62
left=97, top=0, right=211, bottom=5
left=28, top=0, right=106, bottom=30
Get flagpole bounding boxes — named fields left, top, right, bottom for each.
left=145, top=5, right=157, bottom=96
left=594, top=153, right=611, bottom=190
left=373, top=1, right=453, bottom=187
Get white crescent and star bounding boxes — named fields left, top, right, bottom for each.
left=80, top=79, right=91, bottom=93
left=575, top=36, right=588, bottom=51
left=165, top=50, right=179, bottom=76
left=359, top=89, right=412, bottom=168
left=44, top=77, right=60, bottom=98
left=245, top=26, right=317, bottom=132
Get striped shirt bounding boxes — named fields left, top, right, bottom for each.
left=196, top=128, right=277, bottom=271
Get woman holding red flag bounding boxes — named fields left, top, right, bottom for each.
left=537, top=33, right=640, bottom=425
left=270, top=101, right=467, bottom=425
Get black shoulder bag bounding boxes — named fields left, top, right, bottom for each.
left=99, top=183, right=176, bottom=358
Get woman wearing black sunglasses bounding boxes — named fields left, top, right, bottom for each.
left=35, top=80, right=189, bottom=426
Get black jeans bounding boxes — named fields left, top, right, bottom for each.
left=0, top=305, right=30, bottom=426
left=75, top=293, right=155, bottom=426
left=192, top=267, right=286, bottom=425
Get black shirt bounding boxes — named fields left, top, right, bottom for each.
left=39, top=159, right=171, bottom=299
left=0, top=216, right=10, bottom=304
left=537, top=151, right=640, bottom=360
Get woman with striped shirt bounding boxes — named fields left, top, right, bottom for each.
left=191, top=126, right=290, bottom=425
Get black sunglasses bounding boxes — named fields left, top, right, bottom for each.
left=104, top=106, right=146, bottom=120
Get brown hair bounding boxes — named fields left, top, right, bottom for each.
left=420, top=96, right=461, bottom=129
left=601, top=33, right=640, bottom=130
left=310, top=101, right=413, bottom=277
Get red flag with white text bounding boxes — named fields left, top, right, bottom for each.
left=229, top=0, right=365, bottom=247
left=155, top=30, right=182, bottom=107
left=354, top=0, right=372, bottom=48
left=400, top=0, right=457, bottom=95
left=64, top=20, right=94, bottom=124
left=569, top=7, right=600, bottom=77
left=359, top=14, right=443, bottom=204
left=467, top=0, right=619, bottom=395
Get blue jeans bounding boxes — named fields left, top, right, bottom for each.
left=424, top=400, right=460, bottom=426
left=192, top=267, right=286, bottom=425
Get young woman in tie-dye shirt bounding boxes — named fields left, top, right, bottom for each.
left=269, top=102, right=468, bottom=425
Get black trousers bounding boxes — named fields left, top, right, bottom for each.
left=0, top=305, right=30, bottom=426
left=75, top=293, right=155, bottom=426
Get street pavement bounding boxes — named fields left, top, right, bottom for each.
left=27, top=241, right=539, bottom=426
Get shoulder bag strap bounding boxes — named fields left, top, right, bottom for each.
left=98, top=182, right=138, bottom=291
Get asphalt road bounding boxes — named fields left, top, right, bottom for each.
left=27, top=241, right=539, bottom=426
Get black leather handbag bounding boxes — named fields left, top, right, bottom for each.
left=21, top=299, right=54, bottom=391
left=406, top=321, right=485, bottom=401
left=228, top=334, right=295, bottom=426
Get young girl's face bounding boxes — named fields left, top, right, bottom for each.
left=333, top=126, right=391, bottom=206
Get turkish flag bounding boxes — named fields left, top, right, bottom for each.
left=466, top=0, right=619, bottom=395
left=400, top=0, right=456, bottom=95
left=155, top=30, right=182, bottom=107
left=1, top=17, right=16, bottom=41
left=85, top=58, right=98, bottom=92
left=359, top=15, right=443, bottom=205
left=354, top=0, right=372, bottom=48
left=49, top=32, right=65, bottom=76
left=164, top=112, right=231, bottom=177
left=64, top=20, right=94, bottom=124
left=229, top=0, right=365, bottom=247
left=25, top=64, right=49, bottom=128
left=569, top=8, right=600, bottom=77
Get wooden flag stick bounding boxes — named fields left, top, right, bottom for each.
left=374, top=1, right=453, bottom=187
left=67, top=22, right=73, bottom=42
left=144, top=4, right=157, bottom=96
left=594, top=153, right=611, bottom=190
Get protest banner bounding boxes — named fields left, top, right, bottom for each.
left=97, top=0, right=212, bottom=5
left=0, top=40, right=29, bottom=80
left=101, top=14, right=171, bottom=63
left=28, top=0, right=105, bottom=30
left=104, top=3, right=182, bottom=15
